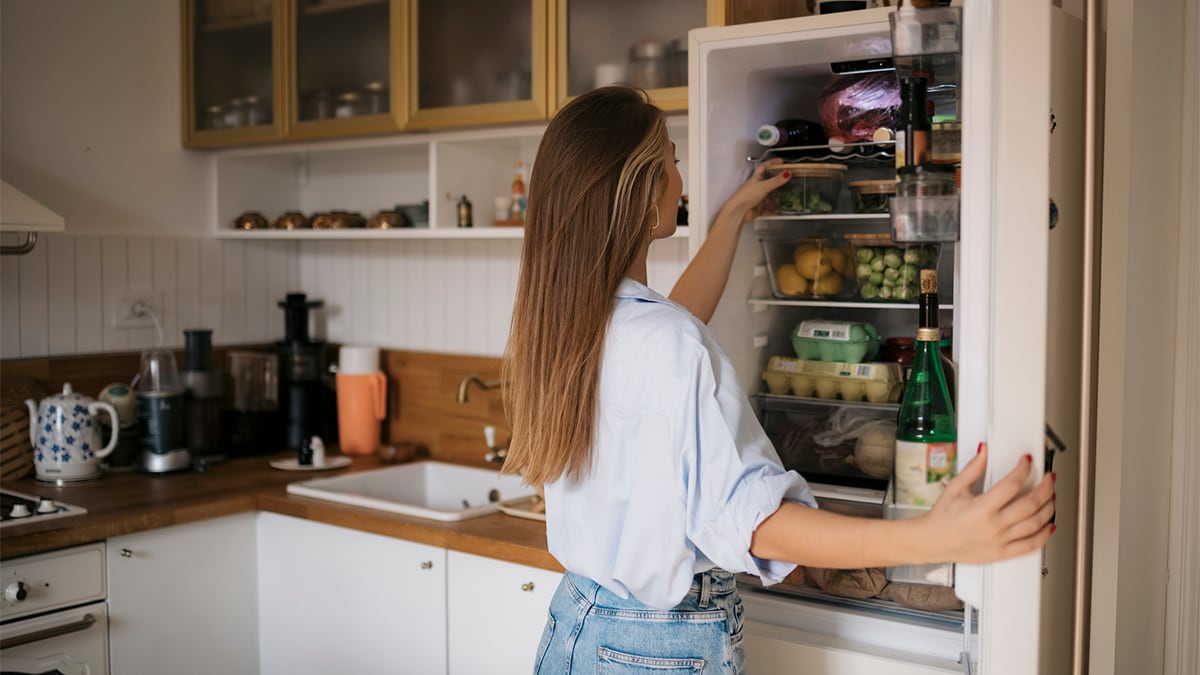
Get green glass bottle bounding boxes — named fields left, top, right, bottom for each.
left=894, top=269, right=956, bottom=507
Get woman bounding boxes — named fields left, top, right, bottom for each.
left=502, top=87, right=1055, bottom=674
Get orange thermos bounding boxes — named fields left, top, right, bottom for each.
left=336, top=346, right=386, bottom=455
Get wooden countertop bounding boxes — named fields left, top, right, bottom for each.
left=0, top=455, right=562, bottom=573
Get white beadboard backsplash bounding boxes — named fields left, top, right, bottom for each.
left=0, top=234, right=690, bottom=360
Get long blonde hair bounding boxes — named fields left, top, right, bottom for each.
left=501, top=87, right=670, bottom=486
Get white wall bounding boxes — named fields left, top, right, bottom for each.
left=1091, top=0, right=1190, bottom=674
left=0, top=0, right=212, bottom=236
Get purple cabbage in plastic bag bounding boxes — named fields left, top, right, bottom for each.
left=817, top=72, right=901, bottom=145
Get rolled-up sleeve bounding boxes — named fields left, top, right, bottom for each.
left=679, top=341, right=817, bottom=585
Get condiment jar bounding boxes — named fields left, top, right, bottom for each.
left=879, top=337, right=917, bottom=382
left=335, top=92, right=362, bottom=118
left=204, top=105, right=224, bottom=130
left=243, top=95, right=269, bottom=127
left=931, top=122, right=962, bottom=165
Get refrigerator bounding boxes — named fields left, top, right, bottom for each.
left=686, top=2, right=1086, bottom=673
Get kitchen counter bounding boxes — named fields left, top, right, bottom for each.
left=0, top=455, right=561, bottom=572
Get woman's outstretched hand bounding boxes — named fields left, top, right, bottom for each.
left=922, top=442, right=1057, bottom=564
left=720, top=157, right=792, bottom=224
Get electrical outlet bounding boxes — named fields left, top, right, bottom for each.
left=111, top=290, right=165, bottom=329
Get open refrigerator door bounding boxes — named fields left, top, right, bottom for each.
left=688, top=2, right=1084, bottom=673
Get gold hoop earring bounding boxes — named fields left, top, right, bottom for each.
left=649, top=204, right=660, bottom=234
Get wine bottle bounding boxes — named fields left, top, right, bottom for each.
left=894, top=77, right=932, bottom=170
left=756, top=119, right=827, bottom=159
left=893, top=268, right=956, bottom=507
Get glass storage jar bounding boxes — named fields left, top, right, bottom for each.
left=628, top=41, right=669, bottom=90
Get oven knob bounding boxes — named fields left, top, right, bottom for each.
left=36, top=497, right=58, bottom=514
left=4, top=580, right=28, bottom=602
left=8, top=503, right=31, bottom=518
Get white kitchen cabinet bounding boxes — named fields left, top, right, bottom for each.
left=106, top=512, right=259, bottom=675
left=256, top=512, right=447, bottom=675
left=446, top=549, right=561, bottom=675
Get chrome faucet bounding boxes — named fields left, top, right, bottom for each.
left=483, top=425, right=509, bottom=465
left=456, top=373, right=501, bottom=404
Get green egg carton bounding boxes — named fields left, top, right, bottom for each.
left=791, top=320, right=881, bottom=363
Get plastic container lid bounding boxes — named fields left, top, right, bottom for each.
left=774, top=163, right=849, bottom=177
left=848, top=179, right=898, bottom=195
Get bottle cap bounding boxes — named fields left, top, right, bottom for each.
left=916, top=327, right=940, bottom=342
left=756, top=124, right=781, bottom=146
left=920, top=268, right=938, bottom=294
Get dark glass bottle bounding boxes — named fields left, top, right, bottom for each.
left=893, top=269, right=956, bottom=507
left=756, top=119, right=827, bottom=158
left=895, top=77, right=932, bottom=170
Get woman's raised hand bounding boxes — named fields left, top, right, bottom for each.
left=721, top=157, right=792, bottom=224
left=922, top=443, right=1057, bottom=564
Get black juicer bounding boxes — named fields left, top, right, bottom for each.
left=276, top=293, right=337, bottom=451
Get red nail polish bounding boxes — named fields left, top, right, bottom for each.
left=1023, top=453, right=1033, bottom=464
left=1050, top=524, right=1057, bottom=534
left=977, top=441, right=984, bottom=453
left=782, top=170, right=791, bottom=179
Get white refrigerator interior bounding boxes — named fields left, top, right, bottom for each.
left=688, top=2, right=1083, bottom=673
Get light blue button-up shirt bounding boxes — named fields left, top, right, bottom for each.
left=544, top=278, right=816, bottom=610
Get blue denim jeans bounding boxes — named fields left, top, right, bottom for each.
left=533, top=569, right=746, bottom=674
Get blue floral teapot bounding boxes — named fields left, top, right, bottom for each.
left=25, top=383, right=119, bottom=483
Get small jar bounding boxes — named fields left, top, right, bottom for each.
left=931, top=122, right=962, bottom=165
left=223, top=98, right=246, bottom=128
left=628, top=41, right=669, bottom=90
left=879, top=337, right=917, bottom=382
left=243, top=95, right=269, bottom=127
left=362, top=81, right=387, bottom=115
left=335, top=92, right=361, bottom=118
left=204, top=105, right=224, bottom=130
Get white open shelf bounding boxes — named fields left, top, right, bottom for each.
left=211, top=115, right=690, bottom=240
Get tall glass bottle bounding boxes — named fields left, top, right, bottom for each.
left=893, top=268, right=956, bottom=506
left=894, top=77, right=932, bottom=170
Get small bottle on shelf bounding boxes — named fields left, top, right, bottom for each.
left=895, top=77, right=932, bottom=170
left=456, top=195, right=473, bottom=228
left=893, top=268, right=956, bottom=508
left=511, top=162, right=527, bottom=222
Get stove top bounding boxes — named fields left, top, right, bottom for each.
left=0, top=488, right=87, bottom=530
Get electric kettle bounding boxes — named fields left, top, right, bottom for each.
left=25, top=383, right=119, bottom=484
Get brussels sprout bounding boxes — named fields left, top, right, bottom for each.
left=857, top=247, right=875, bottom=263
left=869, top=272, right=884, bottom=285
left=870, top=257, right=886, bottom=272
left=878, top=285, right=893, bottom=299
left=860, top=283, right=880, bottom=299
left=856, top=262, right=873, bottom=279
left=883, top=267, right=901, bottom=282
left=903, top=248, right=922, bottom=264
left=881, top=277, right=896, bottom=288
left=899, top=264, right=919, bottom=283
left=883, top=252, right=903, bottom=269
left=893, top=286, right=913, bottom=301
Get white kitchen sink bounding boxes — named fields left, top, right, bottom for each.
left=286, top=461, right=534, bottom=522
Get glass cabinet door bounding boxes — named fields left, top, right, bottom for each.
left=555, top=0, right=715, bottom=113
left=185, top=0, right=284, bottom=147
left=290, top=0, right=405, bottom=137
left=408, top=0, right=548, bottom=128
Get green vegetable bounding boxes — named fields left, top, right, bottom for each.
left=878, top=285, right=893, bottom=299
left=903, top=248, right=922, bottom=264
left=883, top=267, right=901, bottom=282
left=857, top=247, right=875, bottom=263
left=883, top=252, right=903, bottom=269
left=856, top=263, right=873, bottom=279
left=899, top=264, right=919, bottom=283
left=868, top=272, right=883, bottom=285
left=852, top=242, right=940, bottom=302
left=860, top=283, right=880, bottom=299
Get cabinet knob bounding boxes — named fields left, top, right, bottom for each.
left=521, top=582, right=535, bottom=592
left=420, top=560, right=433, bottom=570
left=4, top=580, right=28, bottom=602
left=120, top=548, right=133, bottom=558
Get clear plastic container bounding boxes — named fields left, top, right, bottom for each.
left=763, top=238, right=855, bottom=300
left=844, top=234, right=941, bottom=302
left=884, top=482, right=954, bottom=586
left=891, top=164, right=959, bottom=242
left=767, top=164, right=847, bottom=215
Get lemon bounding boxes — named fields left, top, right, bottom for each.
left=811, top=273, right=844, bottom=296
left=826, top=247, right=850, bottom=277
left=794, top=248, right=833, bottom=280
left=776, top=264, right=809, bottom=296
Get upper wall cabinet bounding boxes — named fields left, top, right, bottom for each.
left=288, top=0, right=407, bottom=138
left=405, top=0, right=549, bottom=129
left=554, top=0, right=720, bottom=114
left=183, top=0, right=287, bottom=147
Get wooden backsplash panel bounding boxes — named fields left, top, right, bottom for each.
left=383, top=350, right=509, bottom=468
